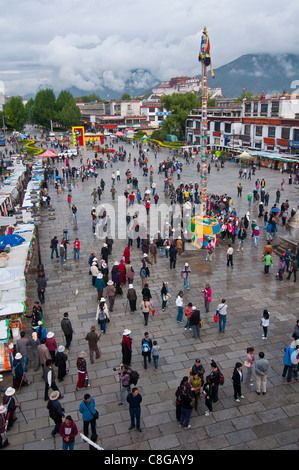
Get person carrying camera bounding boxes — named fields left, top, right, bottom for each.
left=117, top=364, right=131, bottom=406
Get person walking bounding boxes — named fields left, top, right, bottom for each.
left=12, top=353, right=29, bottom=390
left=37, top=274, right=47, bottom=304
left=176, top=291, right=184, bottom=323
left=29, top=332, right=40, bottom=371
left=46, top=331, right=57, bottom=363
left=85, top=326, right=101, bottom=363
left=227, top=244, right=234, bottom=268
left=16, top=331, right=29, bottom=372
left=175, top=380, right=185, bottom=421
left=2, top=387, right=20, bottom=431
left=287, top=256, right=297, bottom=282
left=94, top=273, right=106, bottom=302
left=76, top=351, right=90, bottom=390
left=282, top=344, right=298, bottom=383
left=106, top=280, right=116, bottom=312
left=55, top=345, right=68, bottom=382
left=73, top=238, right=80, bottom=261
left=232, top=362, right=245, bottom=402
left=141, top=332, right=152, bottom=369
left=117, top=364, right=132, bottom=406
left=61, top=312, right=73, bottom=351
left=292, top=319, right=299, bottom=341
left=261, top=309, right=270, bottom=339
left=169, top=243, right=178, bottom=269
left=190, top=306, right=201, bottom=339
left=121, top=329, right=132, bottom=366
left=178, top=385, right=193, bottom=429
left=79, top=394, right=98, bottom=438
left=127, top=387, right=142, bottom=432
left=96, top=298, right=109, bottom=334
left=203, top=376, right=216, bottom=416
left=50, top=236, right=59, bottom=259
left=59, top=415, right=78, bottom=450
left=37, top=338, right=51, bottom=379
left=161, top=282, right=169, bottom=311
left=217, top=299, right=228, bottom=333
left=152, top=340, right=160, bottom=370
left=44, top=358, right=63, bottom=402
left=181, top=263, right=191, bottom=289
left=140, top=296, right=152, bottom=326
left=209, top=359, right=222, bottom=404
left=0, top=405, right=10, bottom=449
left=127, top=284, right=137, bottom=314
left=47, top=390, right=65, bottom=437
left=244, top=347, right=255, bottom=386
left=202, top=283, right=212, bottom=313
left=237, top=227, right=247, bottom=252
left=189, top=373, right=202, bottom=413
left=59, top=243, right=65, bottom=264
left=255, top=352, right=269, bottom=395
left=262, top=251, right=272, bottom=274
left=72, top=204, right=77, bottom=223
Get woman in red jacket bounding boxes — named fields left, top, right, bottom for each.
left=73, top=238, right=80, bottom=261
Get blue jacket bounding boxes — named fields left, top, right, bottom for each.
left=283, top=346, right=294, bottom=366
left=79, top=398, right=96, bottom=421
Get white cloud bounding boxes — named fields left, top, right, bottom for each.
left=0, top=0, right=299, bottom=95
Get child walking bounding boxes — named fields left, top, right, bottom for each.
left=152, top=340, right=160, bottom=370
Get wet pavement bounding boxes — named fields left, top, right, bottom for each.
left=2, top=139, right=299, bottom=451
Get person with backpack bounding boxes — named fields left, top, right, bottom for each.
left=118, top=364, right=132, bottom=406
left=141, top=332, right=152, bottom=369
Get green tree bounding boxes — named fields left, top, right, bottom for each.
left=158, top=92, right=201, bottom=140
left=121, top=93, right=131, bottom=100
left=75, top=93, right=102, bottom=103
left=235, top=90, right=257, bottom=103
left=4, top=96, right=28, bottom=132
left=55, top=90, right=74, bottom=113
left=57, top=102, right=81, bottom=128
left=32, top=88, right=56, bottom=128
left=25, top=98, right=34, bottom=123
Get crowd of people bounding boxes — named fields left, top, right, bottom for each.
left=1, top=133, right=299, bottom=449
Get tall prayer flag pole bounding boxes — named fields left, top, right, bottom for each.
left=198, top=27, right=214, bottom=216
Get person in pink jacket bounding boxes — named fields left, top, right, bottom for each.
left=202, top=283, right=212, bottom=313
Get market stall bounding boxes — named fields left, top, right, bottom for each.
left=0, top=223, right=35, bottom=371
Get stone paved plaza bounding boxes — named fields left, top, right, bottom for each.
left=2, top=140, right=299, bottom=451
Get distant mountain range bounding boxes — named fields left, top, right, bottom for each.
left=23, top=53, right=299, bottom=101
left=204, top=53, right=299, bottom=97
left=65, top=69, right=160, bottom=100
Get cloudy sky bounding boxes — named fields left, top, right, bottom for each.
left=0, top=0, right=299, bottom=97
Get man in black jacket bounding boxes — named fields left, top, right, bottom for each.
left=190, top=307, right=201, bottom=339
left=61, top=312, right=73, bottom=350
left=169, top=244, right=178, bottom=269
left=127, top=388, right=142, bottom=432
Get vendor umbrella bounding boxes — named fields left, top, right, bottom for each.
left=0, top=234, right=25, bottom=249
